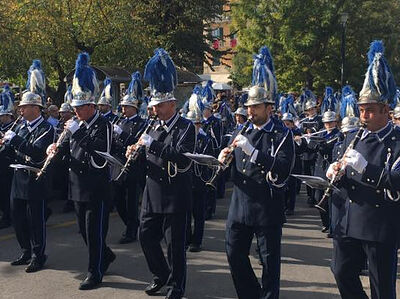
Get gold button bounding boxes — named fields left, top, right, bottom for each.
left=162, top=167, right=165, bottom=170
left=159, top=178, right=162, bottom=182
left=375, top=204, right=380, bottom=208
left=366, top=178, right=370, bottom=182
left=243, top=169, right=246, bottom=173
left=242, top=159, right=246, bottom=162
left=352, top=172, right=355, bottom=176
left=376, top=190, right=381, bottom=194
left=349, top=200, right=353, bottom=203
left=243, top=180, right=247, bottom=184
left=371, top=180, right=375, bottom=183
left=261, top=170, right=265, bottom=174
left=351, top=186, right=355, bottom=190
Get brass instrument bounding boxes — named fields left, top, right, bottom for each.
left=314, top=123, right=366, bottom=213
left=118, top=115, right=157, bottom=176
left=206, top=119, right=252, bottom=189
left=36, top=117, right=76, bottom=180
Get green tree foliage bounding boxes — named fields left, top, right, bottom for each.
left=0, top=0, right=225, bottom=104
left=231, top=0, right=400, bottom=95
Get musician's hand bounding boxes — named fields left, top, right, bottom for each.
left=233, top=134, right=255, bottom=156
left=3, top=130, right=16, bottom=141
left=46, top=143, right=57, bottom=156
left=138, top=133, right=153, bottom=148
left=65, top=119, right=80, bottom=135
left=125, top=144, right=137, bottom=158
left=113, top=124, right=123, bottom=135
left=343, top=149, right=367, bottom=174
left=218, top=147, right=231, bottom=163
left=326, top=162, right=340, bottom=179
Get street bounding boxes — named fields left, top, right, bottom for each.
left=0, top=186, right=398, bottom=299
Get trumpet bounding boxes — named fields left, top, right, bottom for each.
left=36, top=117, right=76, bottom=180
left=118, top=115, right=157, bottom=176
left=314, top=123, right=366, bottom=213
left=206, top=118, right=252, bottom=189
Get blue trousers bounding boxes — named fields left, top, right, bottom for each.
left=226, top=222, right=282, bottom=299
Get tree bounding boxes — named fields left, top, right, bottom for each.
left=230, top=0, right=400, bottom=95
left=0, top=0, right=226, bottom=104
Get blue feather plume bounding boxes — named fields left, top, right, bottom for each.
left=127, top=71, right=143, bottom=99
left=340, top=85, right=359, bottom=118
left=144, top=48, right=177, bottom=94
left=360, top=40, right=396, bottom=104
left=26, top=59, right=46, bottom=103
left=252, top=46, right=278, bottom=102
left=100, top=77, right=112, bottom=99
left=1, top=84, right=14, bottom=110
left=321, top=86, right=337, bottom=114
left=201, top=80, right=215, bottom=103
left=72, top=52, right=98, bottom=96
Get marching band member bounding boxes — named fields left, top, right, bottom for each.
left=126, top=48, right=195, bottom=299
left=47, top=53, right=115, bottom=290
left=98, top=78, right=118, bottom=123
left=1, top=59, right=54, bottom=273
left=328, top=41, right=400, bottom=299
left=112, top=71, right=146, bottom=244
left=221, top=46, right=294, bottom=299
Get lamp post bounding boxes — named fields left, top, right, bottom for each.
left=340, top=12, right=349, bottom=89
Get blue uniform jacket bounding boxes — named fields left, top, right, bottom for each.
left=141, top=113, right=195, bottom=214
left=227, top=119, right=295, bottom=227
left=332, top=123, right=400, bottom=243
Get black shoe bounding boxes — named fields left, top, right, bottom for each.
left=25, top=256, right=47, bottom=273
left=189, top=244, right=202, bottom=252
left=205, top=212, right=214, bottom=220
left=0, top=218, right=11, bottom=229
left=11, top=254, right=31, bottom=266
left=103, top=250, right=116, bottom=273
left=79, top=276, right=101, bottom=290
left=321, top=226, right=329, bottom=233
left=145, top=279, right=165, bottom=295
left=119, top=234, right=136, bottom=244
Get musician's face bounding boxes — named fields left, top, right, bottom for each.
left=393, top=118, right=400, bottom=126
left=152, top=100, right=176, bottom=121
left=235, top=114, right=246, bottom=124
left=247, top=103, right=272, bottom=126
left=19, top=105, right=41, bottom=121
left=359, top=103, right=389, bottom=131
left=324, top=121, right=337, bottom=130
left=122, top=105, right=137, bottom=118
left=98, top=104, right=110, bottom=113
left=306, top=107, right=317, bottom=117
left=203, top=108, right=212, bottom=119
left=59, top=111, right=73, bottom=122
left=73, top=104, right=96, bottom=121
left=283, top=120, right=294, bottom=128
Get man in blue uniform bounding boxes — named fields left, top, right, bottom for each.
left=112, top=90, right=146, bottom=244
left=219, top=85, right=294, bottom=299
left=126, top=49, right=195, bottom=299
left=1, top=91, right=54, bottom=272
left=98, top=79, right=118, bottom=124
left=299, top=99, right=323, bottom=205
left=327, top=41, right=400, bottom=299
left=48, top=53, right=115, bottom=290
left=184, top=110, right=213, bottom=252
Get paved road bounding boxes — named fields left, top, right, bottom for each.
left=0, top=186, right=398, bottom=298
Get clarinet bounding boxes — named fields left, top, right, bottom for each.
left=36, top=117, right=77, bottom=180
left=206, top=119, right=252, bottom=189
left=119, top=115, right=157, bottom=175
left=314, top=123, right=366, bottom=213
